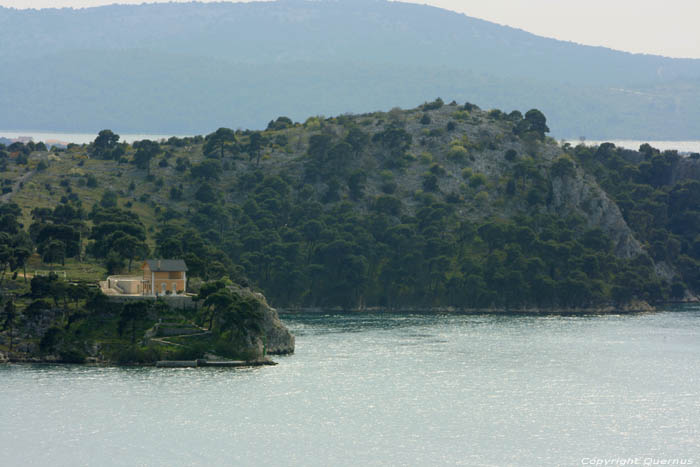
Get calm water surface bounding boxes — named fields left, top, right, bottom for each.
left=2, top=306, right=699, bottom=466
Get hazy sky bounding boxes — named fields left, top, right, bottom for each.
left=1, top=0, right=699, bottom=59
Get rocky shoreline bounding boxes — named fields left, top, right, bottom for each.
left=0, top=352, right=278, bottom=367
left=0, top=283, right=295, bottom=368
left=278, top=299, right=675, bottom=315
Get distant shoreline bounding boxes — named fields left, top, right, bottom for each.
left=277, top=301, right=664, bottom=315
left=562, top=140, right=700, bottom=154
left=1, top=130, right=699, bottom=153
left=0, top=130, right=191, bottom=145
left=278, top=301, right=700, bottom=315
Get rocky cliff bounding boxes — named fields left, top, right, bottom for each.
left=549, top=170, right=642, bottom=259
left=229, top=285, right=295, bottom=357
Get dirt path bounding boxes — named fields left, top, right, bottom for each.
left=151, top=330, right=211, bottom=347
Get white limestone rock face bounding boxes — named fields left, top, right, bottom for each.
left=261, top=306, right=296, bottom=355
left=549, top=170, right=643, bottom=259
left=229, top=285, right=295, bottom=356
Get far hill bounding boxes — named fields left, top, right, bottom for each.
left=1, top=0, right=699, bottom=138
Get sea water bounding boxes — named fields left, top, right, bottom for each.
left=1, top=306, right=699, bottom=466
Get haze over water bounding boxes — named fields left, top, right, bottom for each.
left=0, top=131, right=184, bottom=145
left=3, top=130, right=700, bottom=154
left=570, top=140, right=700, bottom=154
left=1, top=307, right=699, bottom=466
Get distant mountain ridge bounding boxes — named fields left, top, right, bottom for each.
left=1, top=0, right=699, bottom=138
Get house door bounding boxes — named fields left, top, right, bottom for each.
left=161, top=283, right=167, bottom=294
left=172, top=282, right=177, bottom=293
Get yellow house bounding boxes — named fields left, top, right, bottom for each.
left=142, top=259, right=187, bottom=296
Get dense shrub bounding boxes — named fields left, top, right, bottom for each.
left=421, top=98, right=444, bottom=111
left=59, top=347, right=87, bottom=364
left=114, top=346, right=162, bottom=365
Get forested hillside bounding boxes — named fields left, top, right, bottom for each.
left=1, top=0, right=699, bottom=138
left=2, top=100, right=698, bottom=310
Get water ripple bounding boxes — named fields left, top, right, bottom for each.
left=1, top=307, right=699, bottom=466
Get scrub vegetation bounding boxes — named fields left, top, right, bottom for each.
left=3, top=100, right=698, bottom=318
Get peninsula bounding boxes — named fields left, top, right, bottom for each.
left=1, top=100, right=699, bottom=363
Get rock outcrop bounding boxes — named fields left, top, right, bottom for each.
left=549, top=170, right=643, bottom=259
left=260, top=306, right=296, bottom=355
left=229, top=284, right=295, bottom=356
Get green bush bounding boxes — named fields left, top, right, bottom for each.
left=372, top=195, right=402, bottom=216
left=475, top=191, right=489, bottom=204
left=452, top=111, right=470, bottom=121
left=86, top=174, right=98, bottom=188
left=488, top=109, right=506, bottom=120
left=445, top=192, right=462, bottom=204
left=381, top=181, right=397, bottom=194
left=551, top=155, right=576, bottom=178
left=419, top=152, right=433, bottom=164
left=429, top=163, right=446, bottom=176
left=469, top=173, right=487, bottom=188
left=422, top=174, right=439, bottom=192
left=421, top=98, right=444, bottom=111
left=448, top=145, right=468, bottom=162
left=166, top=343, right=208, bottom=361
left=40, top=327, right=64, bottom=353
left=59, top=347, right=87, bottom=364
left=213, top=341, right=259, bottom=361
